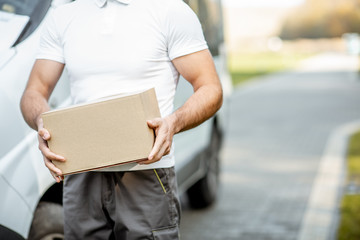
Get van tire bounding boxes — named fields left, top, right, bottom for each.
left=187, top=125, right=221, bottom=209
left=0, top=225, right=24, bottom=240
left=28, top=202, right=64, bottom=240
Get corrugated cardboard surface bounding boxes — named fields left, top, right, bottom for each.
left=42, top=88, right=160, bottom=175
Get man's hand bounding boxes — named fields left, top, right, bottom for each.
left=139, top=116, right=176, bottom=165
left=37, top=118, right=65, bottom=183
left=138, top=49, right=222, bottom=165
left=20, top=60, right=65, bottom=181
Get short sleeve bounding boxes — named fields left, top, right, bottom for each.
left=36, top=11, right=65, bottom=63
left=166, top=0, right=208, bottom=60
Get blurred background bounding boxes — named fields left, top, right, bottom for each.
left=181, top=0, right=360, bottom=240
left=223, top=0, right=360, bottom=86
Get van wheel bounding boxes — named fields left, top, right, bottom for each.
left=187, top=126, right=221, bottom=209
left=28, top=202, right=64, bottom=240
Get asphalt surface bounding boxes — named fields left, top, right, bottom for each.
left=179, top=53, right=360, bottom=240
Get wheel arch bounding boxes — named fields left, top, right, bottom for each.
left=27, top=183, right=64, bottom=240
left=39, top=182, right=63, bottom=205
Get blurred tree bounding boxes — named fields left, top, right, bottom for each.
left=280, top=0, right=360, bottom=39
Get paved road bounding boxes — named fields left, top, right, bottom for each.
left=179, top=53, right=360, bottom=240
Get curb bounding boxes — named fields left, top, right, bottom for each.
left=297, top=120, right=360, bottom=240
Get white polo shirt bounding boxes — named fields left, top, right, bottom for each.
left=37, top=0, right=208, bottom=171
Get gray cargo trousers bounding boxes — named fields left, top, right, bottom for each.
left=63, top=167, right=181, bottom=240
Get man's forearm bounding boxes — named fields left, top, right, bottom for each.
left=20, top=89, right=50, bottom=130
left=143, top=82, right=222, bottom=164
left=20, top=60, right=64, bottom=130
left=168, top=49, right=223, bottom=136
left=168, top=82, right=223, bottom=134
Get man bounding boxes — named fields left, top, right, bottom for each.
left=20, top=0, right=222, bottom=239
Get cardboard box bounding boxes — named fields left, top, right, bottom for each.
left=41, top=88, right=160, bottom=175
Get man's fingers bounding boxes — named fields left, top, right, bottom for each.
left=141, top=145, right=169, bottom=165
left=44, top=157, right=63, bottom=176
left=148, top=133, right=166, bottom=160
left=147, top=118, right=161, bottom=130
left=38, top=128, right=50, bottom=140
left=38, top=132, right=65, bottom=162
left=142, top=118, right=164, bottom=164
left=49, top=170, right=63, bottom=183
left=141, top=139, right=170, bottom=165
left=38, top=141, right=66, bottom=162
left=140, top=117, right=174, bottom=165
left=37, top=124, right=64, bottom=182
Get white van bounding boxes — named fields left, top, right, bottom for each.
left=0, top=0, right=232, bottom=239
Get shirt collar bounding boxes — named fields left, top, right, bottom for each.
left=94, top=0, right=133, bottom=8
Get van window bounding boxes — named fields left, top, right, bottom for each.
left=1, top=0, right=43, bottom=15
left=185, top=0, right=224, bottom=56
left=0, top=0, right=52, bottom=46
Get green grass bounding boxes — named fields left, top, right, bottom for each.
left=229, top=52, right=311, bottom=86
left=338, top=195, right=360, bottom=240
left=338, top=131, right=360, bottom=240
left=348, top=132, right=360, bottom=183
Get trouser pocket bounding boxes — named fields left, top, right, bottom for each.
left=152, top=225, right=179, bottom=240
left=153, top=169, right=168, bottom=194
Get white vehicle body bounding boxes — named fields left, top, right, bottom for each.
left=0, top=0, right=232, bottom=239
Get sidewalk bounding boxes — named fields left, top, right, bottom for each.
left=180, top=53, right=360, bottom=240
